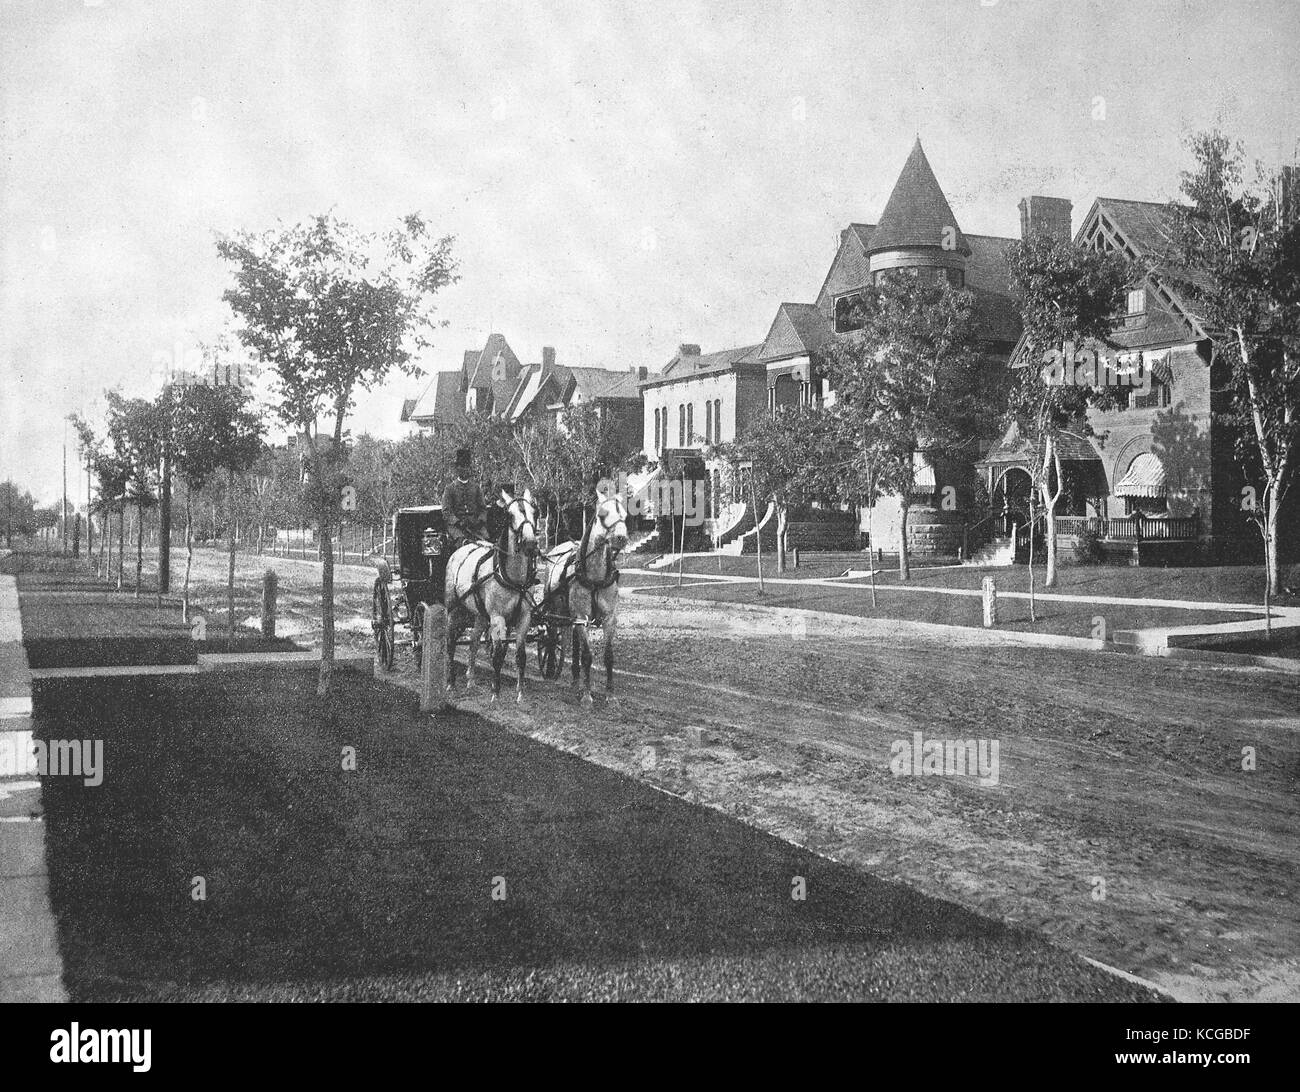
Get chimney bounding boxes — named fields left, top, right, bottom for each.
left=637, top=365, right=648, bottom=380
left=678, top=343, right=700, bottom=360
left=1019, top=196, right=1073, bottom=243
left=542, top=346, right=556, bottom=371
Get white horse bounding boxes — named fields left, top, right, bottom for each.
left=444, top=489, right=539, bottom=703
left=541, top=492, right=629, bottom=705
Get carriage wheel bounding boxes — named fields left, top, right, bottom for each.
left=372, top=579, right=396, bottom=672
left=537, top=622, right=565, bottom=680
left=412, top=602, right=425, bottom=670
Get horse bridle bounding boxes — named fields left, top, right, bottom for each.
left=501, top=496, right=538, bottom=546
left=492, top=495, right=538, bottom=592
left=574, top=497, right=627, bottom=591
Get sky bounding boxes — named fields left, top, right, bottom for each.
left=2, top=0, right=1298, bottom=502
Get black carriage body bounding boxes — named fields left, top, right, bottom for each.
left=392, top=506, right=448, bottom=621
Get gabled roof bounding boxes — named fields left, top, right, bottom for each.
left=466, top=332, right=521, bottom=391
left=758, top=303, right=834, bottom=362
left=408, top=370, right=465, bottom=426
left=867, top=139, right=971, bottom=257
left=506, top=362, right=640, bottom=421
left=814, top=224, right=875, bottom=313
left=977, top=421, right=1100, bottom=467
left=503, top=362, right=547, bottom=420
left=1075, top=198, right=1207, bottom=346
left=642, top=345, right=763, bottom=389
left=565, top=366, right=640, bottom=402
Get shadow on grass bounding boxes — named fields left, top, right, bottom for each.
left=29, top=671, right=1159, bottom=1002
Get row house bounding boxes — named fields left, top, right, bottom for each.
left=402, top=335, right=643, bottom=460
left=639, top=136, right=1276, bottom=564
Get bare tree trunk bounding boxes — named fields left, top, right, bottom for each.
left=775, top=504, right=787, bottom=575
left=898, top=498, right=911, bottom=581
left=867, top=498, right=877, bottom=608
left=1043, top=437, right=1063, bottom=588
left=135, top=502, right=144, bottom=597
left=183, top=491, right=194, bottom=624
left=750, top=481, right=765, bottom=595
left=227, top=467, right=237, bottom=646
left=1266, top=483, right=1282, bottom=598
left=117, top=507, right=125, bottom=590
left=319, top=518, right=334, bottom=696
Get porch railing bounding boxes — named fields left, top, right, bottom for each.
left=1053, top=515, right=1200, bottom=541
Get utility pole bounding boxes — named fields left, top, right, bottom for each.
left=62, top=434, right=69, bottom=555
left=159, top=384, right=172, bottom=594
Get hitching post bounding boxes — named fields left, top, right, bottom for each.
left=420, top=603, right=447, bottom=713
left=261, top=570, right=277, bottom=638
left=982, top=576, right=998, bottom=628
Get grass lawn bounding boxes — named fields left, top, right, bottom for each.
left=623, top=575, right=1260, bottom=640
left=652, top=553, right=1300, bottom=605
left=34, top=671, right=1157, bottom=1002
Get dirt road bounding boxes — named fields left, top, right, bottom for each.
left=172, top=545, right=1300, bottom=1001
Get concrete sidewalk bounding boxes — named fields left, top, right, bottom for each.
left=0, top=570, right=65, bottom=1002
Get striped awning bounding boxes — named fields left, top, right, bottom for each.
left=1114, top=453, right=1167, bottom=498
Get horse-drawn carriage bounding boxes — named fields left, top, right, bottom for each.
left=371, top=505, right=447, bottom=671
left=371, top=501, right=575, bottom=682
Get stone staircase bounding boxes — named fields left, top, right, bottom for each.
left=964, top=534, right=1015, bottom=567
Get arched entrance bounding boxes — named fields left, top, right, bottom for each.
left=992, top=467, right=1032, bottom=536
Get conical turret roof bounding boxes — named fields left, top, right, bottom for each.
left=867, top=139, right=970, bottom=256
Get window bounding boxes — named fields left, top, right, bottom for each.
left=704, top=400, right=712, bottom=443
left=686, top=403, right=694, bottom=444
left=1132, top=376, right=1173, bottom=410
left=678, top=404, right=685, bottom=447
left=834, top=292, right=866, bottom=333
left=1123, top=287, right=1148, bottom=329
left=714, top=399, right=722, bottom=441
left=653, top=405, right=661, bottom=450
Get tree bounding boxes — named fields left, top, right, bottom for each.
left=168, top=382, right=265, bottom=629
left=822, top=274, right=986, bottom=580
left=391, top=430, right=458, bottom=513
left=716, top=404, right=837, bottom=576
left=69, top=414, right=130, bottom=582
left=103, top=393, right=165, bottom=596
left=218, top=212, right=457, bottom=695
left=523, top=403, right=642, bottom=542
left=1005, top=232, right=1134, bottom=587
left=1166, top=131, right=1300, bottom=598
left=1, top=479, right=39, bottom=546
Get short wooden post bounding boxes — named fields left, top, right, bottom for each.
left=982, top=576, right=997, bottom=628
left=420, top=603, right=447, bottom=713
left=261, top=570, right=277, bottom=638
left=791, top=546, right=799, bottom=569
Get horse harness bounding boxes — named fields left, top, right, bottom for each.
left=448, top=497, right=538, bottom=623
left=548, top=501, right=624, bottom=626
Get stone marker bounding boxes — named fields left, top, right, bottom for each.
left=982, top=576, right=998, bottom=628
left=420, top=603, right=447, bottom=714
